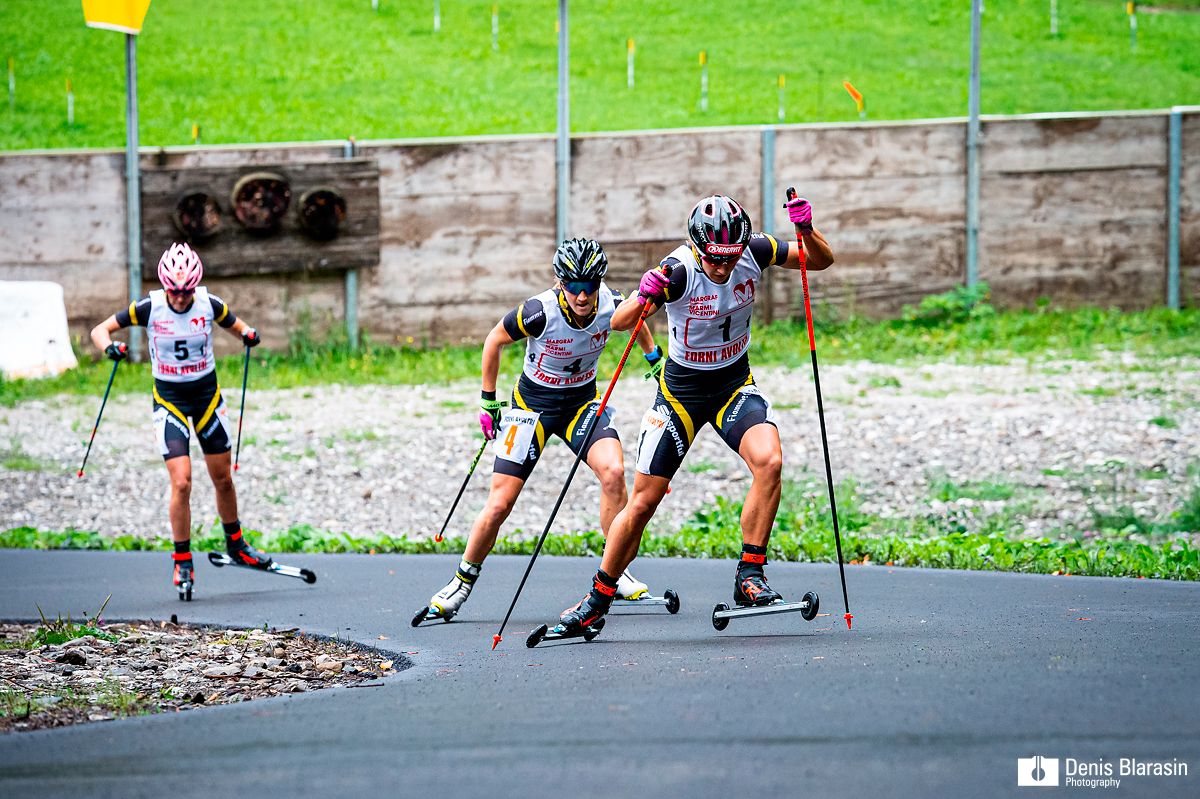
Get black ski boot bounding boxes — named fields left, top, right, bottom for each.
left=226, top=530, right=273, bottom=570
left=735, top=563, right=783, bottom=607
left=173, top=554, right=194, bottom=601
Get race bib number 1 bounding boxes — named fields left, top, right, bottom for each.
left=494, top=408, right=539, bottom=464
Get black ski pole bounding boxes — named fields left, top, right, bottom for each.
left=77, top=357, right=121, bottom=478
left=434, top=437, right=490, bottom=543
left=233, top=344, right=250, bottom=472
left=785, top=187, right=853, bottom=630
left=491, top=273, right=665, bottom=650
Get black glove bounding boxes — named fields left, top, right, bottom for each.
left=104, top=342, right=128, bottom=362
left=242, top=328, right=260, bottom=348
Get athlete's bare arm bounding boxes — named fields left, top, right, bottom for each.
left=779, top=228, right=834, bottom=272
left=612, top=293, right=659, bottom=331
left=635, top=319, right=657, bottom=355
left=226, top=318, right=252, bottom=339
left=481, top=321, right=517, bottom=394
left=90, top=316, right=122, bottom=351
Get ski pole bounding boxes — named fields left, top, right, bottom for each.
left=434, top=436, right=490, bottom=543
left=77, top=357, right=121, bottom=478
left=233, top=344, right=251, bottom=472
left=785, top=186, right=853, bottom=630
left=491, top=270, right=667, bottom=650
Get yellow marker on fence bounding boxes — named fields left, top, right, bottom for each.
left=7, top=57, right=13, bottom=110
left=81, top=0, right=152, bottom=34
left=1127, top=1, right=1138, bottom=52
left=191, top=123, right=200, bottom=144
left=66, top=77, right=74, bottom=125
left=778, top=73, right=785, bottom=122
left=843, top=80, right=865, bottom=120
left=699, top=50, right=708, bottom=112
left=627, top=38, right=635, bottom=89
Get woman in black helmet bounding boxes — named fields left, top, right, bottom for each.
left=416, top=238, right=662, bottom=623
left=554, top=195, right=834, bottom=636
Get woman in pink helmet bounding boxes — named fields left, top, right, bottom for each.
left=90, top=242, right=271, bottom=600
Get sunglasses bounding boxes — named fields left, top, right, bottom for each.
left=165, top=288, right=194, bottom=297
left=562, top=279, right=601, bottom=296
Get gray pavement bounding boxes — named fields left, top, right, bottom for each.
left=0, top=549, right=1197, bottom=798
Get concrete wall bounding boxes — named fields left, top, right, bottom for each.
left=1, top=109, right=1196, bottom=353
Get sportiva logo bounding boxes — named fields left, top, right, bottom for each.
left=733, top=279, right=756, bottom=303
left=1017, top=756, right=1060, bottom=787
left=705, top=243, right=744, bottom=257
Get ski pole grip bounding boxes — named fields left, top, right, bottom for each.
left=785, top=186, right=797, bottom=203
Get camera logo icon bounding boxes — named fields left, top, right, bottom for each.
left=1017, top=756, right=1060, bottom=787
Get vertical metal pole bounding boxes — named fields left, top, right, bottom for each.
left=966, top=0, right=982, bottom=288
left=344, top=137, right=360, bottom=348
left=1167, top=108, right=1182, bottom=310
left=760, top=126, right=776, bottom=325
left=556, top=0, right=569, bottom=243
left=125, top=34, right=143, bottom=361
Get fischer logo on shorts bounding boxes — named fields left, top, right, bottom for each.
left=705, top=243, right=745, bottom=257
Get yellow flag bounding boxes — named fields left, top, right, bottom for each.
left=82, top=0, right=152, bottom=35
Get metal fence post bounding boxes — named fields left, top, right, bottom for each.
left=1167, top=108, right=1182, bottom=310
left=125, top=34, right=143, bottom=361
left=344, top=137, right=360, bottom=348
left=965, top=0, right=982, bottom=288
left=760, top=125, right=776, bottom=325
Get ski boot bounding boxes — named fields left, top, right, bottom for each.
left=528, top=588, right=611, bottom=647
left=735, top=567, right=783, bottom=607
left=225, top=530, right=273, bottom=570
left=172, top=554, right=194, bottom=601
left=412, top=561, right=479, bottom=626
left=616, top=570, right=649, bottom=600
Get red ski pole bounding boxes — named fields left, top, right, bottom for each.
left=491, top=272, right=665, bottom=650
left=785, top=187, right=853, bottom=630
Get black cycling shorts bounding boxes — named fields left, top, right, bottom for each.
left=151, top=372, right=233, bottom=460
left=634, top=355, right=775, bottom=479
left=492, top=376, right=619, bottom=482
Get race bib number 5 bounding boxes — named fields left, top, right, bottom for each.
left=494, top=408, right=540, bottom=464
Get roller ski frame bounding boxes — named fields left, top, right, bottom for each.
left=207, top=552, right=317, bottom=584
left=411, top=605, right=456, bottom=627
left=612, top=588, right=681, bottom=614
left=526, top=617, right=605, bottom=648
left=175, top=562, right=194, bottom=602
left=711, top=591, right=819, bottom=631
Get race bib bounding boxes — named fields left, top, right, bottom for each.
left=635, top=404, right=673, bottom=474
left=493, top=408, right=540, bottom=464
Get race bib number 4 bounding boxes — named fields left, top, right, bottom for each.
left=494, top=408, right=540, bottom=464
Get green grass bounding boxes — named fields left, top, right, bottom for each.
left=928, top=472, right=1019, bottom=502
left=5, top=476, right=1198, bottom=580
left=3, top=295, right=1198, bottom=407
left=2, top=0, right=1198, bottom=150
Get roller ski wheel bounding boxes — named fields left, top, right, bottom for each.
left=712, top=592, right=821, bottom=631
left=207, top=552, right=317, bottom=584
left=665, top=588, right=681, bottom=614
left=411, top=605, right=456, bottom=627
left=526, top=617, right=605, bottom=648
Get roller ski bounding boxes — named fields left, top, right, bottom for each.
left=610, top=570, right=681, bottom=614
left=527, top=574, right=613, bottom=648
left=173, top=555, right=194, bottom=602
left=711, top=555, right=818, bottom=630
left=207, top=535, right=316, bottom=584
left=412, top=561, right=479, bottom=627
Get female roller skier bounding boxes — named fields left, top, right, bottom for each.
left=416, top=238, right=664, bottom=622
left=552, top=194, right=835, bottom=636
left=90, top=242, right=272, bottom=599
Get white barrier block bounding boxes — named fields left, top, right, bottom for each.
left=0, top=281, right=79, bottom=380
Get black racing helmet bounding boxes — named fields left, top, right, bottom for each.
left=687, top=195, right=752, bottom=264
left=552, top=237, right=609, bottom=281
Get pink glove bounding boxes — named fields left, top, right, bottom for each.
left=786, top=197, right=813, bottom=233
left=638, top=268, right=671, bottom=305
left=479, top=397, right=505, bottom=440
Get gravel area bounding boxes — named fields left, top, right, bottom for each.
left=0, top=620, right=404, bottom=733
left=2, top=353, right=1199, bottom=541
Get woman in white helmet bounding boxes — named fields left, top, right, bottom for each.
left=90, top=242, right=270, bottom=599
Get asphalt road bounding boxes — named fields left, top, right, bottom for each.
left=0, top=550, right=1197, bottom=798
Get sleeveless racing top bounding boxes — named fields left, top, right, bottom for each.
left=662, top=244, right=764, bottom=370
left=145, top=286, right=219, bottom=382
left=520, top=283, right=617, bottom=388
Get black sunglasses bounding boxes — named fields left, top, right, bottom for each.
left=562, top=279, right=601, bottom=295
left=165, top=288, right=194, bottom=297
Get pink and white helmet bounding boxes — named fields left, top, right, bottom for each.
left=157, top=242, right=204, bottom=292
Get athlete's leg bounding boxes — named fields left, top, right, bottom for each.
left=737, top=423, right=784, bottom=549
left=584, top=438, right=627, bottom=537
left=165, top=455, right=192, bottom=544
left=463, top=472, right=526, bottom=564
left=599, top=472, right=670, bottom=576
left=203, top=450, right=238, bottom=525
